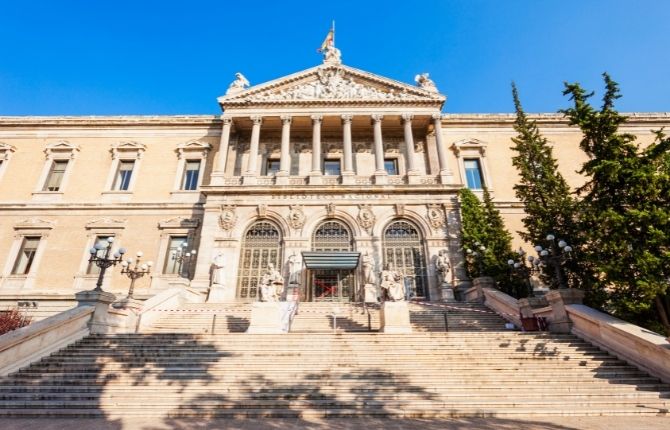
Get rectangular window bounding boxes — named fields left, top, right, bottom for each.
left=86, top=235, right=113, bottom=274
left=384, top=158, right=398, bottom=175
left=12, top=236, right=40, bottom=275
left=464, top=158, right=484, bottom=189
left=163, top=236, right=188, bottom=275
left=265, top=159, right=280, bottom=176
left=181, top=160, right=201, bottom=190
left=323, top=159, right=341, bottom=176
left=112, top=160, right=135, bottom=191
left=43, top=160, right=68, bottom=191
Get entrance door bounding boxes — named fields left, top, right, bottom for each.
left=310, top=269, right=353, bottom=302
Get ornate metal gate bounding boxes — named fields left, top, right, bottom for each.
left=309, top=220, right=354, bottom=301
left=383, top=220, right=428, bottom=299
left=236, top=221, right=282, bottom=299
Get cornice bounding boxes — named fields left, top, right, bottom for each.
left=0, top=115, right=220, bottom=128
left=442, top=112, right=670, bottom=127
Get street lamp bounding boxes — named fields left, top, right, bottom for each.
left=533, top=234, right=573, bottom=289
left=88, top=237, right=125, bottom=292
left=465, top=241, right=487, bottom=276
left=170, top=242, right=197, bottom=278
left=507, top=247, right=542, bottom=297
left=120, top=251, right=153, bottom=299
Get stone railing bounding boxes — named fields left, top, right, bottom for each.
left=288, top=176, right=308, bottom=185
left=482, top=287, right=522, bottom=328
left=322, top=177, right=340, bottom=185
left=135, top=287, right=191, bottom=332
left=567, top=304, right=670, bottom=383
left=0, top=305, right=94, bottom=376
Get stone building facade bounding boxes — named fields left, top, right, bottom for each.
left=0, top=53, right=668, bottom=316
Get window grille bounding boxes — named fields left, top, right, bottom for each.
left=383, top=220, right=428, bottom=298
left=236, top=221, right=282, bottom=299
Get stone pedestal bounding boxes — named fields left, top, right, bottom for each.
left=341, top=172, right=355, bottom=185
left=110, top=297, right=144, bottom=333
left=380, top=301, right=412, bottom=334
left=441, top=283, right=455, bottom=302
left=242, top=175, right=257, bottom=185
left=546, top=289, right=585, bottom=333
left=274, top=172, right=289, bottom=185
left=75, top=290, right=117, bottom=334
left=364, top=283, right=378, bottom=303
left=247, top=302, right=285, bottom=334
left=374, top=173, right=388, bottom=185
left=207, top=284, right=235, bottom=303
left=308, top=174, right=323, bottom=185
left=470, top=276, right=495, bottom=303
left=285, top=285, right=300, bottom=302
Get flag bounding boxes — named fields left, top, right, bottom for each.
left=318, top=28, right=334, bottom=52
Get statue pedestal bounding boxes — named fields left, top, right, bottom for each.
left=285, top=285, right=300, bottom=302
left=441, top=283, right=455, bottom=302
left=380, top=301, right=412, bottom=334
left=364, top=283, right=378, bottom=303
left=207, top=284, right=235, bottom=303
left=247, top=302, right=284, bottom=334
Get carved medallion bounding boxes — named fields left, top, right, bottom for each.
left=287, top=205, right=306, bottom=229
left=395, top=204, right=405, bottom=217
left=357, top=205, right=375, bottom=233
left=257, top=204, right=268, bottom=218
left=326, top=203, right=336, bottom=216
left=427, top=204, right=446, bottom=229
left=219, top=205, right=237, bottom=231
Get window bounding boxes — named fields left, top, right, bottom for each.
left=12, top=237, right=40, bottom=275
left=43, top=160, right=68, bottom=192
left=181, top=160, right=201, bottom=190
left=383, top=220, right=428, bottom=298
left=163, top=236, right=188, bottom=275
left=265, top=159, right=280, bottom=177
left=112, top=160, right=135, bottom=191
left=86, top=235, right=113, bottom=274
left=324, top=159, right=341, bottom=176
left=384, top=158, right=398, bottom=175
left=236, top=221, right=282, bottom=299
left=464, top=158, right=484, bottom=189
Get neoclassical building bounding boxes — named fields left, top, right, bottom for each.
left=1, top=49, right=668, bottom=317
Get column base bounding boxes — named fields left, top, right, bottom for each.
left=439, top=170, right=454, bottom=184
left=242, top=175, right=257, bottom=185
left=407, top=171, right=421, bottom=184
left=275, top=172, right=289, bottom=185
left=374, top=172, right=388, bottom=185
left=209, top=172, right=226, bottom=186
left=341, top=171, right=355, bottom=185
left=309, top=174, right=323, bottom=185
left=380, top=301, right=412, bottom=334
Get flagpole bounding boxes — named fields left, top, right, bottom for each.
left=332, top=20, right=335, bottom=46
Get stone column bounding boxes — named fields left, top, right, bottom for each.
left=341, top=114, right=355, bottom=185
left=309, top=114, right=323, bottom=185
left=402, top=113, right=420, bottom=184
left=432, top=113, right=453, bottom=184
left=372, top=114, right=387, bottom=184
left=211, top=116, right=232, bottom=185
left=243, top=115, right=262, bottom=185
left=276, top=115, right=292, bottom=185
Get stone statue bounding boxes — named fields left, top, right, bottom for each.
left=226, top=72, right=250, bottom=95
left=260, top=262, right=284, bottom=302
left=287, top=252, right=301, bottom=285
left=361, top=251, right=375, bottom=285
left=380, top=263, right=405, bottom=302
left=211, top=253, right=226, bottom=286
left=323, top=45, right=342, bottom=65
left=414, top=73, right=439, bottom=93
left=436, top=249, right=451, bottom=286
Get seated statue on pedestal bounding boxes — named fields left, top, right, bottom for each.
left=380, top=263, right=405, bottom=302
left=260, top=263, right=284, bottom=302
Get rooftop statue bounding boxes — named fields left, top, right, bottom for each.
left=415, top=73, right=439, bottom=93
left=226, top=72, right=250, bottom=95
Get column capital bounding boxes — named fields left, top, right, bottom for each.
left=401, top=113, right=414, bottom=122
left=250, top=115, right=263, bottom=125
left=310, top=114, right=323, bottom=123
left=280, top=115, right=292, bottom=124
left=341, top=114, right=354, bottom=123
left=431, top=113, right=443, bottom=122
left=371, top=114, right=384, bottom=123
left=222, top=116, right=233, bottom=125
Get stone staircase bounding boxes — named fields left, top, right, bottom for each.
left=144, top=301, right=509, bottom=334
left=1, top=331, right=669, bottom=418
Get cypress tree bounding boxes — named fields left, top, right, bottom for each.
left=562, top=73, right=670, bottom=334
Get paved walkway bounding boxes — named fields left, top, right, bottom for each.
left=2, top=417, right=669, bottom=430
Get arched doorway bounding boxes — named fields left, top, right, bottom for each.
left=236, top=221, right=282, bottom=300
left=383, top=220, right=428, bottom=299
left=307, top=220, right=355, bottom=302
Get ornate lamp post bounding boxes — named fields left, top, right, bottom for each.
left=534, top=234, right=572, bottom=289
left=88, top=237, right=125, bottom=292
left=507, top=248, right=541, bottom=297
left=170, top=242, right=197, bottom=278
left=120, top=251, right=153, bottom=299
left=465, top=242, right=487, bottom=276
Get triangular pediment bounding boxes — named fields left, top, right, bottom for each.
left=218, top=64, right=445, bottom=108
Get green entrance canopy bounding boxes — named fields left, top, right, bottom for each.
left=301, top=251, right=361, bottom=270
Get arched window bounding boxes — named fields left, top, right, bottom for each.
left=383, top=220, right=428, bottom=298
left=311, top=220, right=353, bottom=251
left=237, top=221, right=282, bottom=299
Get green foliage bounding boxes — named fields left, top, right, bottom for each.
left=458, top=188, right=517, bottom=291
left=510, top=83, right=598, bottom=300
left=561, top=73, right=670, bottom=334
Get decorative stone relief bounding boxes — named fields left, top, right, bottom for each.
left=14, top=218, right=56, bottom=230
left=287, top=205, right=306, bottom=230
left=257, top=204, right=268, bottom=218
left=357, top=205, right=375, bottom=233
left=84, top=217, right=126, bottom=230
left=427, top=204, right=446, bottom=230
left=414, top=73, right=439, bottom=93
left=326, top=203, right=336, bottom=216
left=395, top=204, right=405, bottom=217
left=158, top=216, right=199, bottom=229
left=219, top=205, right=237, bottom=231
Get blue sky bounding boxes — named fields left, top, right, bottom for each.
left=0, top=1, right=668, bottom=115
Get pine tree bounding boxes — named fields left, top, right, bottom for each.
left=510, top=83, right=595, bottom=295
left=562, top=73, right=670, bottom=334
